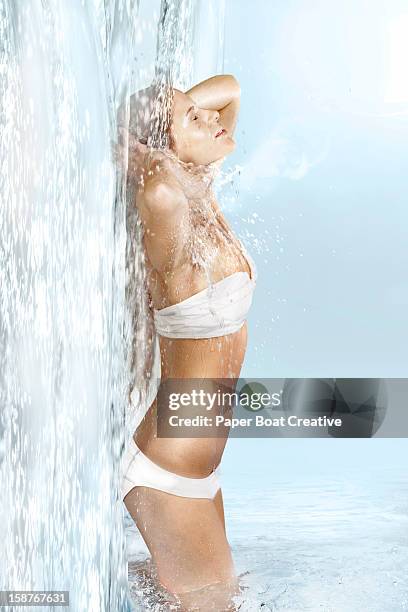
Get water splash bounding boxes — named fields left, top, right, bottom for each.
left=0, top=1, right=228, bottom=610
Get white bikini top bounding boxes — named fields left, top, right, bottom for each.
left=153, top=241, right=257, bottom=339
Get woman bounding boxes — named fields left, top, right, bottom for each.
left=121, top=74, right=257, bottom=610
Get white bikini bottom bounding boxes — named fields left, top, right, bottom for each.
left=121, top=436, right=222, bottom=500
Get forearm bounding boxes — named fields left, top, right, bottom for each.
left=185, top=74, right=240, bottom=111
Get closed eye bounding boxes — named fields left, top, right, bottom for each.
left=186, top=105, right=199, bottom=121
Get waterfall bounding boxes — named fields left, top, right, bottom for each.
left=0, top=1, right=225, bottom=610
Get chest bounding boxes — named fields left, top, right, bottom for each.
left=145, top=199, right=251, bottom=309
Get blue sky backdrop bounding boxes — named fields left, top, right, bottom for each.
left=217, top=0, right=408, bottom=475
left=221, top=0, right=408, bottom=379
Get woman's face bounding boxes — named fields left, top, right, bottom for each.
left=169, top=89, right=235, bottom=165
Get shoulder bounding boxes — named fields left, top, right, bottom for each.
left=140, top=169, right=187, bottom=216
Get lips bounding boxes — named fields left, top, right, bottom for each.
left=215, top=128, right=226, bottom=138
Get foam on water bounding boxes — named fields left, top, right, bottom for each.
left=123, top=467, right=408, bottom=610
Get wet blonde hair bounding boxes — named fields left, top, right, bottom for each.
left=118, top=82, right=175, bottom=150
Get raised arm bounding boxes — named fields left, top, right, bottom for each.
left=137, top=168, right=188, bottom=274
left=123, top=135, right=188, bottom=274
left=185, top=74, right=241, bottom=136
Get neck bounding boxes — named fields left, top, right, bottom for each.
left=160, top=148, right=222, bottom=199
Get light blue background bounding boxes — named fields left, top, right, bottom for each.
left=221, top=0, right=408, bottom=378
left=218, top=0, right=408, bottom=475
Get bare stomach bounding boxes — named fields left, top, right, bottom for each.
left=134, top=322, right=248, bottom=477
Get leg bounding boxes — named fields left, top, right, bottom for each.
left=213, top=487, right=226, bottom=534
left=124, top=485, right=237, bottom=603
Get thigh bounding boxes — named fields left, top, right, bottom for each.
left=124, top=485, right=235, bottom=594
left=213, top=487, right=226, bottom=533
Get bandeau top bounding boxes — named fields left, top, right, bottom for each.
left=153, top=241, right=257, bottom=339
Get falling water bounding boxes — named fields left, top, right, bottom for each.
left=0, top=1, right=226, bottom=610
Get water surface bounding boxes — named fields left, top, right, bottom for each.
left=124, top=466, right=408, bottom=610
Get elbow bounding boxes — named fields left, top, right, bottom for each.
left=224, top=74, right=241, bottom=98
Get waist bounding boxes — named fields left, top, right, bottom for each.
left=158, top=321, right=248, bottom=379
